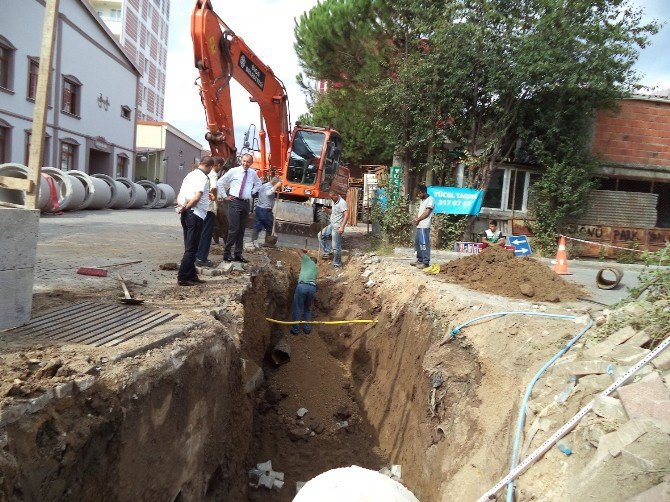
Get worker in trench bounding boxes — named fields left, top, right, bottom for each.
left=174, top=156, right=215, bottom=286
left=291, top=248, right=318, bottom=335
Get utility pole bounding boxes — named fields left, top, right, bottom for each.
left=25, top=0, right=60, bottom=210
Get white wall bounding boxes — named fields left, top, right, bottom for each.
left=0, top=0, right=139, bottom=175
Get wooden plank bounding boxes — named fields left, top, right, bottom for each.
left=25, top=0, right=60, bottom=210
left=0, top=176, right=34, bottom=193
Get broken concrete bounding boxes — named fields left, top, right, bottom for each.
left=552, top=360, right=611, bottom=376
left=618, top=374, right=670, bottom=421
left=593, top=395, right=628, bottom=422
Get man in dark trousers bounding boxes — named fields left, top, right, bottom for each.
left=216, top=153, right=262, bottom=263
left=195, top=156, right=224, bottom=267
left=175, top=156, right=214, bottom=286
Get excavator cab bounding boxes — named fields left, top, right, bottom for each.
left=282, top=126, right=343, bottom=200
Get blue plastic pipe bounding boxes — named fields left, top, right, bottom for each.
left=450, top=311, right=593, bottom=502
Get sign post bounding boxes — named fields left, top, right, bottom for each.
left=509, top=235, right=532, bottom=256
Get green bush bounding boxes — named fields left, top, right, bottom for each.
left=371, top=196, right=414, bottom=246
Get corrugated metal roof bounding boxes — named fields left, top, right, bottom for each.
left=577, top=190, right=658, bottom=228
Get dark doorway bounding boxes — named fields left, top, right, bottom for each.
left=89, top=149, right=112, bottom=176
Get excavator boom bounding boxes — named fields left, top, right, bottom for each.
left=191, top=0, right=289, bottom=175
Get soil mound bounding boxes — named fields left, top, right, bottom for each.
left=440, top=246, right=584, bottom=302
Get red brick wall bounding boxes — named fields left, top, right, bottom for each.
left=592, top=98, right=670, bottom=167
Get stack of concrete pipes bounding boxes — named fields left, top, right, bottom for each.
left=0, top=163, right=176, bottom=212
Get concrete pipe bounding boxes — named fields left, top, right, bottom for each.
left=41, top=167, right=86, bottom=211
left=596, top=266, right=624, bottom=290
left=67, top=170, right=112, bottom=210
left=270, top=337, right=291, bottom=366
left=0, top=163, right=51, bottom=210
left=116, top=177, right=147, bottom=209
left=93, top=174, right=130, bottom=209
left=137, top=180, right=161, bottom=208
left=157, top=183, right=176, bottom=207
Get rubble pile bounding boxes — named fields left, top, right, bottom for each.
left=519, top=299, right=670, bottom=499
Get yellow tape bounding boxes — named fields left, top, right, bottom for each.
left=265, top=318, right=378, bottom=325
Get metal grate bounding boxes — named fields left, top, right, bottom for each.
left=4, top=302, right=180, bottom=347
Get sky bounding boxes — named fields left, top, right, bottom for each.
left=163, top=0, right=670, bottom=150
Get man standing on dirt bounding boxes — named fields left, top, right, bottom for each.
left=195, top=156, right=225, bottom=267
left=175, top=156, right=215, bottom=286
left=481, top=220, right=506, bottom=248
left=411, top=184, right=435, bottom=270
left=320, top=192, right=348, bottom=268
left=252, top=176, right=282, bottom=247
left=217, top=153, right=262, bottom=263
left=213, top=158, right=231, bottom=245
left=291, top=248, right=318, bottom=335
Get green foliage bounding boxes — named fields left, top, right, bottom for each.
left=628, top=243, right=670, bottom=302
left=371, top=196, right=414, bottom=246
left=433, top=214, right=468, bottom=249
left=615, top=240, right=641, bottom=264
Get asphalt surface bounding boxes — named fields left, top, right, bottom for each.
left=36, top=209, right=652, bottom=306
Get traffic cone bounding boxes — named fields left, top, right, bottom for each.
left=553, top=236, right=571, bottom=275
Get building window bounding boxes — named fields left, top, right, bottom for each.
left=0, top=121, right=10, bottom=163
left=61, top=75, right=82, bottom=117
left=482, top=170, right=505, bottom=209
left=27, top=57, right=39, bottom=99
left=0, top=36, right=16, bottom=91
left=121, top=105, right=132, bottom=120
left=110, top=8, right=122, bottom=19
left=117, top=154, right=128, bottom=177
left=25, top=131, right=50, bottom=166
left=142, top=85, right=148, bottom=101
left=60, top=141, right=77, bottom=170
left=483, top=167, right=539, bottom=212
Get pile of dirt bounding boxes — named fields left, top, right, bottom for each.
left=439, top=246, right=584, bottom=302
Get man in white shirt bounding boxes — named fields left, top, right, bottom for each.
left=411, top=184, right=435, bottom=270
left=175, top=156, right=214, bottom=286
left=320, top=192, right=348, bottom=267
left=481, top=220, right=506, bottom=248
left=195, top=156, right=224, bottom=267
left=252, top=176, right=282, bottom=247
left=216, top=153, right=262, bottom=262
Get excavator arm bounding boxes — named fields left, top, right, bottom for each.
left=191, top=0, right=289, bottom=175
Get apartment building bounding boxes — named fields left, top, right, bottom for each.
left=0, top=0, right=140, bottom=176
left=91, top=0, right=169, bottom=121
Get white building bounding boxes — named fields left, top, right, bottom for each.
left=90, top=0, right=170, bottom=121
left=0, top=0, right=140, bottom=177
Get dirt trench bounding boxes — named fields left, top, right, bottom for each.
left=1, top=250, right=556, bottom=501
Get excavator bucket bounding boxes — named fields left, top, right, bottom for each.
left=274, top=199, right=314, bottom=225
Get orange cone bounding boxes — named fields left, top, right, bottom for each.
left=554, top=236, right=571, bottom=275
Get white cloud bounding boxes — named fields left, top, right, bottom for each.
left=164, top=0, right=319, bottom=150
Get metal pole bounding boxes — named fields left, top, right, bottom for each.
left=26, top=0, right=60, bottom=210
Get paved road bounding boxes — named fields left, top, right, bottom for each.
left=37, top=209, right=653, bottom=306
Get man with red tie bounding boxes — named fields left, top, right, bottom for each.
left=217, top=153, right=262, bottom=263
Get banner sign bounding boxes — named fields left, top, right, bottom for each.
left=389, top=166, right=402, bottom=199
left=427, top=186, right=483, bottom=215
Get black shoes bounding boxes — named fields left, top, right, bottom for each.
left=224, top=256, right=233, bottom=262
left=178, top=280, right=198, bottom=286
left=234, top=256, right=249, bottom=263
left=195, top=259, right=214, bottom=267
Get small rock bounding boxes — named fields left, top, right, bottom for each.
left=335, top=405, right=352, bottom=420
left=593, top=395, right=628, bottom=422
left=365, top=279, right=375, bottom=288
left=297, top=407, right=308, bottom=418
left=288, top=427, right=311, bottom=442
left=159, top=262, right=178, bottom=270
left=519, top=283, right=535, bottom=297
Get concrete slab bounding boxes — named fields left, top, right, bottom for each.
left=618, top=374, right=670, bottom=421
left=652, top=349, right=670, bottom=372
left=621, top=431, right=670, bottom=471
left=553, top=359, right=611, bottom=376
left=0, top=268, right=34, bottom=329
left=593, top=395, right=628, bottom=422
left=0, top=208, right=39, bottom=270
left=627, top=481, right=670, bottom=502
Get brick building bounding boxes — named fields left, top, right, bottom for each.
left=90, top=0, right=169, bottom=121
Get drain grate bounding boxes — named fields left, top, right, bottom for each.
left=4, top=302, right=180, bottom=347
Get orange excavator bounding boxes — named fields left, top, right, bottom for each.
left=191, top=0, right=349, bottom=225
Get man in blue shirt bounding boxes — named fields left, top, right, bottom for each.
left=252, top=176, right=282, bottom=247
